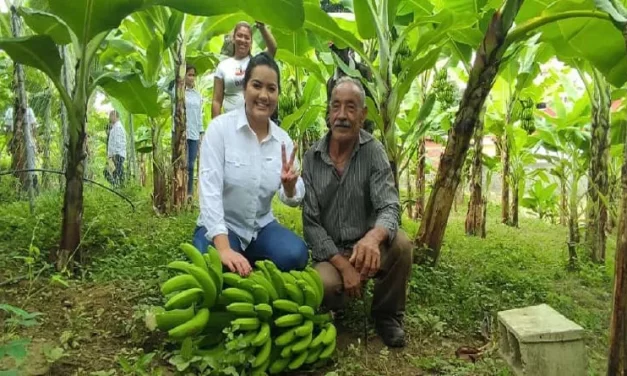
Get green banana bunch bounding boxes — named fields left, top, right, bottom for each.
left=518, top=97, right=536, bottom=134
left=433, top=69, right=458, bottom=111
left=153, top=253, right=336, bottom=374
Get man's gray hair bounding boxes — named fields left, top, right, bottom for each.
left=332, top=76, right=366, bottom=107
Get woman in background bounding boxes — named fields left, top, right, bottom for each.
left=212, top=21, right=277, bottom=118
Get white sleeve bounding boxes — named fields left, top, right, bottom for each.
left=199, top=119, right=228, bottom=240
left=215, top=60, right=226, bottom=80
left=277, top=138, right=305, bottom=207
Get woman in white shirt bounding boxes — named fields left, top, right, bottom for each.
left=194, top=52, right=308, bottom=276
left=211, top=21, right=277, bottom=118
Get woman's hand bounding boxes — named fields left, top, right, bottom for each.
left=218, top=248, right=252, bottom=276
left=281, top=143, right=299, bottom=198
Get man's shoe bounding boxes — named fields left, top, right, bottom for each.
left=374, top=315, right=406, bottom=348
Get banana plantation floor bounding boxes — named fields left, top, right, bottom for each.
left=0, top=186, right=616, bottom=375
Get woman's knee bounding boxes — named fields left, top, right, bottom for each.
left=192, top=226, right=210, bottom=254
left=274, top=239, right=309, bottom=272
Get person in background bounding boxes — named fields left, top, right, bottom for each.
left=171, top=64, right=205, bottom=199
left=302, top=76, right=413, bottom=348
left=106, top=110, right=127, bottom=187
left=194, top=52, right=308, bottom=275
left=212, top=21, right=277, bottom=118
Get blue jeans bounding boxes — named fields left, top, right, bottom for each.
left=187, top=139, right=198, bottom=195
left=192, top=221, right=309, bottom=272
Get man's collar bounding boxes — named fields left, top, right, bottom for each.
left=315, top=128, right=373, bottom=154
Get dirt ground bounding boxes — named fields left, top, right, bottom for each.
left=1, top=280, right=489, bottom=375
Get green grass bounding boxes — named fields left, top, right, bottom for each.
left=0, top=182, right=616, bottom=375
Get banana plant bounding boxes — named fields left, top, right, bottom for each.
left=300, top=0, right=494, bottom=185
left=522, top=179, right=559, bottom=222
left=417, top=0, right=626, bottom=264
left=533, top=89, right=591, bottom=266
left=593, top=1, right=627, bottom=372
left=0, top=0, right=306, bottom=271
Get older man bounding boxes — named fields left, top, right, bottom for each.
left=302, top=76, right=413, bottom=348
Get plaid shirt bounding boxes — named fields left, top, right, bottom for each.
left=107, top=120, right=126, bottom=158
left=302, top=130, right=400, bottom=262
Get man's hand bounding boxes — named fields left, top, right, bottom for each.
left=340, top=263, right=362, bottom=299
left=349, top=235, right=381, bottom=279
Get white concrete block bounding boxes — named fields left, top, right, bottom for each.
left=497, top=303, right=587, bottom=376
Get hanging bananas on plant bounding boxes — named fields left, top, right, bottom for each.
left=393, top=39, right=412, bottom=77
left=517, top=97, right=536, bottom=134
left=146, top=244, right=336, bottom=374
left=432, top=69, right=457, bottom=111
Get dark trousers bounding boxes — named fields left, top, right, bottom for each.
left=187, top=139, right=199, bottom=196
left=314, top=230, right=413, bottom=318
left=192, top=221, right=309, bottom=272
left=105, top=155, right=125, bottom=187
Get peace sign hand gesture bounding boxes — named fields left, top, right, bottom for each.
left=281, top=142, right=299, bottom=198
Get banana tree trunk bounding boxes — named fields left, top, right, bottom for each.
left=41, top=89, right=52, bottom=189
left=586, top=70, right=611, bottom=264
left=406, top=164, right=413, bottom=219
left=8, top=5, right=26, bottom=187
left=415, top=1, right=523, bottom=265
left=139, top=153, right=147, bottom=187
left=560, top=175, right=568, bottom=226
left=511, top=179, right=519, bottom=227
left=607, top=102, right=627, bottom=376
left=57, top=111, right=86, bottom=271
left=414, top=137, right=426, bottom=220
left=606, top=26, right=627, bottom=375
left=59, top=45, right=71, bottom=187
left=128, top=113, right=136, bottom=183
left=171, top=36, right=187, bottom=211
left=152, top=121, right=167, bottom=213
left=465, top=109, right=485, bottom=235
left=568, top=164, right=580, bottom=269
left=500, top=133, right=511, bottom=225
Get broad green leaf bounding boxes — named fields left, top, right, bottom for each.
left=18, top=7, right=71, bottom=45
left=239, top=0, right=304, bottom=31
left=99, top=38, right=138, bottom=65
left=417, top=93, right=436, bottom=122
left=186, top=52, right=220, bottom=75
left=389, top=0, right=402, bottom=26
left=302, top=76, right=321, bottom=104
left=48, top=0, right=145, bottom=45
left=0, top=35, right=62, bottom=83
left=97, top=73, right=160, bottom=117
left=448, top=28, right=483, bottom=47
left=163, top=10, right=185, bottom=50
left=389, top=47, right=442, bottom=118
left=156, top=0, right=239, bottom=16
left=276, top=49, right=326, bottom=84
left=145, top=37, right=163, bottom=84
left=195, top=13, right=253, bottom=48
left=281, top=101, right=309, bottom=130
left=353, top=0, right=376, bottom=39
left=551, top=1, right=627, bottom=87
left=432, top=0, right=489, bottom=17
left=273, top=28, right=311, bottom=57
left=303, top=2, right=366, bottom=58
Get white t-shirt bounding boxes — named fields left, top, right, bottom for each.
left=3, top=107, right=37, bottom=132
left=215, top=56, right=250, bottom=113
